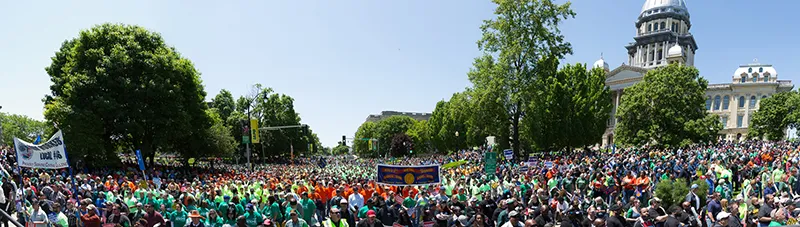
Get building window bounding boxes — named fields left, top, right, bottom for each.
left=705, top=97, right=712, bottom=110
left=737, top=115, right=744, bottom=128
left=648, top=24, right=652, bottom=32
left=739, top=96, right=746, bottom=108
left=752, top=73, right=758, bottom=82
left=722, top=96, right=730, bottom=110
left=748, top=68, right=753, bottom=73
left=759, top=67, right=763, bottom=73
left=764, top=74, right=769, bottom=82
left=660, top=22, right=665, bottom=31
left=657, top=50, right=663, bottom=62
left=713, top=95, right=721, bottom=110
left=721, top=116, right=728, bottom=129
left=762, top=95, right=767, bottom=99
left=750, top=96, right=757, bottom=108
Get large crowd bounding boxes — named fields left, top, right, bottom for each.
left=0, top=140, right=798, bottom=227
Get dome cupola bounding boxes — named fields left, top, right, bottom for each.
left=593, top=53, right=610, bottom=72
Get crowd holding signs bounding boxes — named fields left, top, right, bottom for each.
left=0, top=131, right=800, bottom=227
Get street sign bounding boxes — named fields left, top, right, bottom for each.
left=484, top=152, right=497, bottom=177
left=242, top=136, right=250, bottom=144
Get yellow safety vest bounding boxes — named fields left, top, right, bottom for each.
left=324, top=219, right=349, bottom=227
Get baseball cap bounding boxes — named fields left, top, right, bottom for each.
left=691, top=184, right=699, bottom=189
left=716, top=212, right=730, bottom=220
left=367, top=210, right=376, bottom=217
left=340, top=199, right=348, bottom=204
left=509, top=211, right=519, bottom=218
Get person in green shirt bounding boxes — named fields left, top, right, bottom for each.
left=223, top=203, right=240, bottom=226
left=285, top=210, right=309, bottom=227
left=169, top=205, right=189, bottom=227
left=206, top=209, right=225, bottom=227
left=456, top=188, right=468, bottom=202
left=268, top=196, right=284, bottom=223
left=53, top=203, right=69, bottom=227
left=357, top=199, right=375, bottom=219
left=243, top=204, right=264, bottom=227
left=300, top=192, right=316, bottom=225
left=217, top=196, right=231, bottom=217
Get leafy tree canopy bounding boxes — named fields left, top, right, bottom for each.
left=749, top=91, right=800, bottom=140
left=615, top=64, right=721, bottom=147
left=43, top=23, right=213, bottom=166
left=471, top=0, right=575, bottom=158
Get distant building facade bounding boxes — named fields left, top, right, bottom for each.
left=598, top=0, right=794, bottom=146
left=706, top=62, right=793, bottom=141
left=365, top=111, right=432, bottom=122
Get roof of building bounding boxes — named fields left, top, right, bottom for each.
left=733, top=61, right=778, bottom=78
left=593, top=57, right=609, bottom=71
left=641, top=0, right=688, bottom=16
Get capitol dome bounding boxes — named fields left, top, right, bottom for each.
left=593, top=55, right=609, bottom=71
left=640, top=0, right=689, bottom=18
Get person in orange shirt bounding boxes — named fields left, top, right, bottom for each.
left=634, top=171, right=651, bottom=202
left=361, top=184, right=375, bottom=202
left=621, top=171, right=636, bottom=204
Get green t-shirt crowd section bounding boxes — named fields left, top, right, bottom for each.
left=1, top=140, right=800, bottom=227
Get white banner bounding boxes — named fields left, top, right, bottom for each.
left=14, top=130, right=69, bottom=169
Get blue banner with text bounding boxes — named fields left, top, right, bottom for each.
left=377, top=164, right=441, bottom=186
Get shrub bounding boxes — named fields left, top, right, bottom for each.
left=654, top=178, right=710, bottom=209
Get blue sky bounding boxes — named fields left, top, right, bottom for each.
left=1, top=1, right=798, bottom=147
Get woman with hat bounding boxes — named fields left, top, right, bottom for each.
left=186, top=210, right=206, bottom=227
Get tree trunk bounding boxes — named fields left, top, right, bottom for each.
left=512, top=101, right=521, bottom=160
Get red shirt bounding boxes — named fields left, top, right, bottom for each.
left=80, top=214, right=101, bottom=227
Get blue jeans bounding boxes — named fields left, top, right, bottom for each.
left=623, top=189, right=634, bottom=204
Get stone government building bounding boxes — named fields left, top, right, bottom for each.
left=598, top=0, right=794, bottom=146
left=365, top=111, right=432, bottom=123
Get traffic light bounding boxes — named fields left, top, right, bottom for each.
left=342, top=135, right=347, bottom=146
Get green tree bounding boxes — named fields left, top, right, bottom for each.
left=749, top=91, right=799, bottom=140
left=654, top=178, right=709, bottom=209
left=375, top=116, right=416, bottom=153
left=471, top=0, right=575, bottom=158
left=332, top=145, right=350, bottom=155
left=227, top=84, right=311, bottom=159
left=406, top=120, right=431, bottom=153
left=615, top=64, right=722, bottom=147
left=211, top=89, right=236, bottom=125
left=524, top=63, right=611, bottom=151
left=0, top=113, right=53, bottom=146
left=202, top=109, right=237, bottom=157
left=43, top=23, right=212, bottom=166
left=428, top=92, right=476, bottom=153
left=353, top=121, right=378, bottom=155
left=390, top=133, right=413, bottom=157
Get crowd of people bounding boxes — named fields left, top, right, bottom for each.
left=0, top=140, right=798, bottom=227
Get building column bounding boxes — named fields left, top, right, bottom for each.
left=615, top=90, right=621, bottom=126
